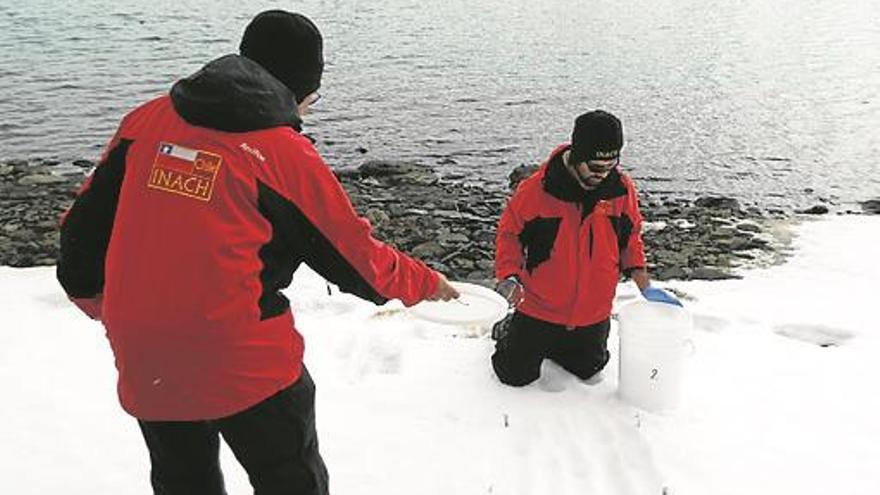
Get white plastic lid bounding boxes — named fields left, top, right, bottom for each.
left=409, top=282, right=509, bottom=327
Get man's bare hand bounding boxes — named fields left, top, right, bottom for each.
left=426, top=273, right=460, bottom=301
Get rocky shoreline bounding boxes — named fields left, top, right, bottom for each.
left=3, top=158, right=876, bottom=285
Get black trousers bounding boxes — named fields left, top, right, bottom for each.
left=138, top=367, right=329, bottom=495
left=492, top=312, right=610, bottom=387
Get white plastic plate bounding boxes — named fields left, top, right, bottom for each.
left=409, top=281, right=509, bottom=327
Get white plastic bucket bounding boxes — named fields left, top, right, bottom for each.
left=617, top=300, right=693, bottom=412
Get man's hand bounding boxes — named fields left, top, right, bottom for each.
left=495, top=276, right=524, bottom=308
left=641, top=287, right=683, bottom=307
left=426, top=273, right=460, bottom=301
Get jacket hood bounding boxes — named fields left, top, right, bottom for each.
left=542, top=145, right=628, bottom=216
left=170, top=54, right=302, bottom=133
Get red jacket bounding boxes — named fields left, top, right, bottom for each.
left=496, top=145, right=646, bottom=328
left=58, top=55, right=438, bottom=420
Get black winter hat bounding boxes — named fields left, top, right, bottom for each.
left=570, top=110, right=624, bottom=164
left=239, top=10, right=324, bottom=103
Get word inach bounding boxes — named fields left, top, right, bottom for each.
left=148, top=142, right=222, bottom=202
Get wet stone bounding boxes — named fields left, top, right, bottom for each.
left=73, top=159, right=95, bottom=169
left=736, top=222, right=762, bottom=233
left=694, top=196, right=742, bottom=211
left=798, top=205, right=829, bottom=215
left=655, top=266, right=687, bottom=280
left=364, top=208, right=390, bottom=226
left=690, top=267, right=742, bottom=280
left=411, top=241, right=445, bottom=259
left=3, top=156, right=794, bottom=284
left=861, top=199, right=880, bottom=215
left=18, top=174, right=71, bottom=186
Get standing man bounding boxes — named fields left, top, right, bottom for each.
left=57, top=10, right=458, bottom=495
left=492, top=110, right=680, bottom=387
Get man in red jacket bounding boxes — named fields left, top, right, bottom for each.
left=492, top=110, right=680, bottom=387
left=57, top=10, right=458, bottom=495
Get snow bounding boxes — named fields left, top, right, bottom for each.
left=1, top=215, right=879, bottom=494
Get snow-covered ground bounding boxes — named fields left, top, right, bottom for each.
left=1, top=215, right=878, bottom=495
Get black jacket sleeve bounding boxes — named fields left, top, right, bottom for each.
left=57, top=139, right=131, bottom=298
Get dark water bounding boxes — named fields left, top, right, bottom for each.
left=2, top=0, right=878, bottom=210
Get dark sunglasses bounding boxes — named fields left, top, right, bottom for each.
left=582, top=157, right=619, bottom=174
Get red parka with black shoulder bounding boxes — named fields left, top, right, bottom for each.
left=57, top=55, right=439, bottom=421
left=495, top=145, right=646, bottom=328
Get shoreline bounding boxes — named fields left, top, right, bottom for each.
left=3, top=157, right=871, bottom=285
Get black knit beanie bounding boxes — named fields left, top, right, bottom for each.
left=570, top=110, right=624, bottom=164
left=239, top=10, right=324, bottom=103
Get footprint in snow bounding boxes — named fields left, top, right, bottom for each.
left=693, top=313, right=731, bottom=333
left=773, top=324, right=854, bottom=347
left=35, top=292, right=71, bottom=309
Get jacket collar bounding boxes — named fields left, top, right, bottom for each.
left=542, top=145, right=628, bottom=211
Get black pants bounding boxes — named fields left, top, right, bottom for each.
left=138, top=368, right=329, bottom=495
left=492, top=312, right=610, bottom=387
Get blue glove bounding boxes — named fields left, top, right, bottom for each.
left=641, top=287, right=683, bottom=307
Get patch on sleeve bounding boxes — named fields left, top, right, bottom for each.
left=147, top=142, right=222, bottom=202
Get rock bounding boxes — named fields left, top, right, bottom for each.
left=18, top=174, right=70, bottom=186
left=466, top=271, right=490, bottom=282
left=33, top=220, right=58, bottom=232
left=5, top=158, right=29, bottom=168
left=736, top=222, right=762, bottom=233
left=0, top=157, right=788, bottom=286
left=655, top=266, right=687, bottom=280
left=411, top=241, right=446, bottom=259
left=745, top=206, right=764, bottom=217
left=11, top=229, right=38, bottom=242
left=424, top=260, right=450, bottom=273
left=861, top=199, right=880, bottom=215
left=694, top=196, right=741, bottom=211
left=747, top=237, right=769, bottom=247
left=728, top=238, right=753, bottom=251
left=437, top=232, right=469, bottom=245
left=473, top=230, right=495, bottom=244
left=798, top=205, right=829, bottom=215
left=451, top=258, right=475, bottom=271
left=333, top=167, right=361, bottom=179
left=508, top=163, right=539, bottom=190
left=476, top=259, right=494, bottom=271
left=364, top=208, right=390, bottom=226
left=690, top=267, right=741, bottom=280
left=358, top=160, right=428, bottom=177
left=642, top=221, right=667, bottom=233
left=442, top=172, right=466, bottom=180
left=430, top=209, right=458, bottom=220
